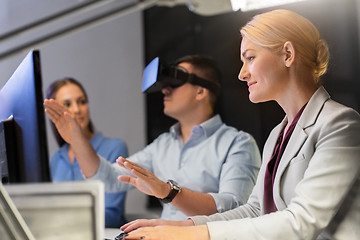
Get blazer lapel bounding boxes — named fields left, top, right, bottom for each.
left=272, top=86, right=331, bottom=209
left=272, top=126, right=308, bottom=209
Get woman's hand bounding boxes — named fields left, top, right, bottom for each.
left=121, top=219, right=194, bottom=233
left=44, top=99, right=82, bottom=144
left=124, top=225, right=209, bottom=240
left=116, top=157, right=170, bottom=199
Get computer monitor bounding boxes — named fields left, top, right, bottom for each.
left=3, top=181, right=104, bottom=240
left=0, top=50, right=51, bottom=183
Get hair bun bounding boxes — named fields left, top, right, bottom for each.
left=314, top=39, right=330, bottom=80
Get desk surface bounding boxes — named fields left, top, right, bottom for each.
left=105, top=228, right=122, bottom=239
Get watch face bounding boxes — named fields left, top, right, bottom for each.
left=160, top=180, right=181, bottom=204
left=168, top=180, right=181, bottom=191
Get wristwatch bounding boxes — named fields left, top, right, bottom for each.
left=160, top=180, right=181, bottom=203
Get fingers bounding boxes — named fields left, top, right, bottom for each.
left=116, top=157, right=147, bottom=184
left=44, top=99, right=68, bottom=122
left=44, top=107, right=60, bottom=122
left=117, top=157, right=142, bottom=169
left=124, top=227, right=152, bottom=240
left=44, top=99, right=66, bottom=113
left=121, top=219, right=150, bottom=233
left=116, top=157, right=137, bottom=175
left=121, top=221, right=134, bottom=231
left=117, top=157, right=149, bottom=178
left=116, top=156, right=127, bottom=168
left=117, top=175, right=134, bottom=184
left=122, top=224, right=142, bottom=235
left=44, top=101, right=61, bottom=119
left=117, top=170, right=146, bottom=186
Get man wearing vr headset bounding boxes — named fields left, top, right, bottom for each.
left=44, top=55, right=261, bottom=221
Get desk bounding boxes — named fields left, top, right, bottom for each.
left=105, top=228, right=122, bottom=239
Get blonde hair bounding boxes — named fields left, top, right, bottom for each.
left=240, top=9, right=329, bottom=83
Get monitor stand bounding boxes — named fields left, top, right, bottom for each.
left=0, top=117, right=20, bottom=184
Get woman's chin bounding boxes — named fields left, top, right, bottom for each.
left=249, top=95, right=260, bottom=104
left=80, top=123, right=89, bottom=132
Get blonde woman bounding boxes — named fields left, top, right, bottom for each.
left=120, top=9, right=360, bottom=240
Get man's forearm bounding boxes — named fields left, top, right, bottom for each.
left=170, top=188, right=217, bottom=216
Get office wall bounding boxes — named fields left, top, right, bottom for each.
left=39, top=11, right=146, bottom=157
left=0, top=0, right=146, bottom=157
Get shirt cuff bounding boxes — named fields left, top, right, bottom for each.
left=190, top=215, right=212, bottom=226
left=208, top=192, right=242, bottom=213
left=87, top=154, right=111, bottom=181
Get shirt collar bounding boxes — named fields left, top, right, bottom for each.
left=169, top=114, right=223, bottom=138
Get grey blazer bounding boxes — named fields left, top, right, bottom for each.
left=192, top=87, right=360, bottom=240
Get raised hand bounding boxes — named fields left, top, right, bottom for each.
left=116, top=157, right=170, bottom=199
left=44, top=99, right=82, bottom=145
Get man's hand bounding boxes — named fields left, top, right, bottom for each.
left=116, top=157, right=170, bottom=199
left=44, top=99, right=82, bottom=145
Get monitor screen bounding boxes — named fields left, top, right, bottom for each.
left=0, top=50, right=51, bottom=183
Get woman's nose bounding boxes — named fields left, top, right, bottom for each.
left=71, top=103, right=80, bottom=113
left=238, top=65, right=249, bottom=82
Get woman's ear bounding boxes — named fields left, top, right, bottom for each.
left=283, top=41, right=295, bottom=67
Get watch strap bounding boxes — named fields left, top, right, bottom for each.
left=160, top=180, right=181, bottom=204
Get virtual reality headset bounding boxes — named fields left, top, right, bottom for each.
left=142, top=57, right=220, bottom=94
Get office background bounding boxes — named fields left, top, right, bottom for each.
left=144, top=0, right=360, bottom=152
left=0, top=0, right=359, bottom=217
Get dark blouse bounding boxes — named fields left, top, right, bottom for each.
left=264, top=104, right=307, bottom=214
